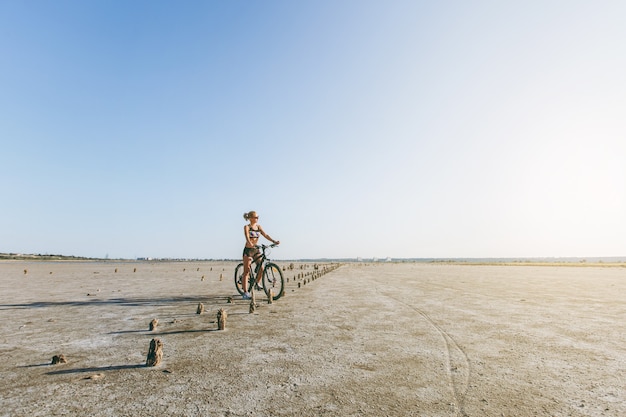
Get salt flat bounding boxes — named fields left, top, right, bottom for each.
left=1, top=261, right=624, bottom=417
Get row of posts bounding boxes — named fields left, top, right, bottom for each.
left=48, top=263, right=341, bottom=368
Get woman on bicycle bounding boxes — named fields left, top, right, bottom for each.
left=242, top=210, right=279, bottom=299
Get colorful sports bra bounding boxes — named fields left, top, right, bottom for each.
left=248, top=227, right=261, bottom=239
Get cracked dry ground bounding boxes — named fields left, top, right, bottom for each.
left=1, top=261, right=624, bottom=416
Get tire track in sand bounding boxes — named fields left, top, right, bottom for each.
left=378, top=288, right=471, bottom=417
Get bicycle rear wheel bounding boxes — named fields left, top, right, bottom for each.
left=234, top=262, right=262, bottom=295
left=262, top=262, right=284, bottom=300
left=234, top=263, right=245, bottom=295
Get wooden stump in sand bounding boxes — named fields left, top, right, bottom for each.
left=217, top=308, right=227, bottom=330
left=249, top=290, right=256, bottom=313
left=267, top=289, right=274, bottom=304
left=146, top=338, right=163, bottom=367
left=51, top=354, right=67, bottom=365
left=196, top=303, right=205, bottom=314
left=149, top=318, right=158, bottom=331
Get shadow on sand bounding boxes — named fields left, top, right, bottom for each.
left=152, top=328, right=222, bottom=336
left=45, top=364, right=146, bottom=376
left=0, top=295, right=235, bottom=310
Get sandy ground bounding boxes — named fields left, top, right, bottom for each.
left=0, top=261, right=624, bottom=417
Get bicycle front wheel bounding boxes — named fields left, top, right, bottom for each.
left=262, top=262, right=285, bottom=300
left=234, top=263, right=245, bottom=295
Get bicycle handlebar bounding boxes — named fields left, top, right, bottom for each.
left=257, top=243, right=279, bottom=249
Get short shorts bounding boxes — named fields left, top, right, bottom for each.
left=243, top=246, right=260, bottom=258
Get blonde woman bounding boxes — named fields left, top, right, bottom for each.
left=242, top=211, right=279, bottom=299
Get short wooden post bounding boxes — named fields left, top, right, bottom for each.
left=249, top=289, right=256, bottom=313
left=146, top=338, right=163, bottom=367
left=217, top=308, right=227, bottom=330
left=196, top=303, right=205, bottom=314
left=51, top=354, right=67, bottom=365
left=268, top=289, right=274, bottom=304
left=149, top=318, right=158, bottom=331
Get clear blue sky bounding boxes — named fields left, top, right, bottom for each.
left=2, top=1, right=625, bottom=260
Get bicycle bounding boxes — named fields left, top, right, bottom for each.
left=234, top=244, right=285, bottom=301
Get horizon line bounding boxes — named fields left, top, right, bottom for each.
left=2, top=253, right=625, bottom=263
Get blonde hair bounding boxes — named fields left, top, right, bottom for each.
left=243, top=211, right=257, bottom=221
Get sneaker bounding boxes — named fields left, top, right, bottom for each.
left=242, top=292, right=251, bottom=300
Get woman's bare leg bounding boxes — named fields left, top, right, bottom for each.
left=253, top=261, right=263, bottom=289
left=242, top=256, right=252, bottom=294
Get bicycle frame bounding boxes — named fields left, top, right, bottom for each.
left=251, top=244, right=276, bottom=280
